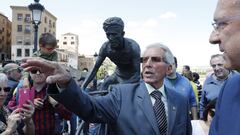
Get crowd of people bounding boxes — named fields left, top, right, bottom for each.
left=1, top=0, right=240, bottom=134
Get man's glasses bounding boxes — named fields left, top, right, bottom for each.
left=140, top=56, right=164, bottom=63
left=212, top=15, right=240, bottom=31
left=212, top=22, right=228, bottom=31
left=30, top=69, right=41, bottom=74
left=0, top=87, right=11, bottom=92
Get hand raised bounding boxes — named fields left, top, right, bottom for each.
left=6, top=109, right=22, bottom=134
left=21, top=57, right=71, bottom=86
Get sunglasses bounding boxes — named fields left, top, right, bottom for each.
left=17, top=67, right=22, bottom=73
left=140, top=56, right=164, bottom=63
left=30, top=69, right=41, bottom=74
left=0, top=87, right=11, bottom=92
left=9, top=67, right=22, bottom=73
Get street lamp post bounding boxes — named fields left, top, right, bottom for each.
left=28, top=0, right=44, bottom=53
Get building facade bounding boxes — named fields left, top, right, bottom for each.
left=10, top=6, right=57, bottom=61
left=58, top=33, right=79, bottom=69
left=0, top=13, right=12, bottom=62
left=78, top=56, right=94, bottom=72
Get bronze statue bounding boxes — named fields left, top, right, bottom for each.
left=82, top=17, right=141, bottom=90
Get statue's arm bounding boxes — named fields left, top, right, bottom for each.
left=81, top=56, right=105, bottom=89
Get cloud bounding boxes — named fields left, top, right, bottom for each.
left=159, top=11, right=177, bottom=19
left=142, top=19, right=159, bottom=28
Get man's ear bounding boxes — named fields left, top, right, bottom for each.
left=166, top=64, right=173, bottom=75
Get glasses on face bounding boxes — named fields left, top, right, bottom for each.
left=212, top=15, right=240, bottom=31
left=17, top=67, right=22, bottom=73
left=30, top=69, right=41, bottom=74
left=140, top=56, right=164, bottom=63
left=10, top=67, right=22, bottom=73
left=0, top=87, right=11, bottom=92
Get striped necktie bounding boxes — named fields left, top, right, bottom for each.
left=151, top=90, right=167, bottom=135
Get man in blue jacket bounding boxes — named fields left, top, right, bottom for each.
left=21, top=43, right=192, bottom=135
left=209, top=0, right=240, bottom=134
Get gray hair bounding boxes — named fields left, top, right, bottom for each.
left=143, top=43, right=174, bottom=64
left=210, top=54, right=225, bottom=64
left=0, top=73, right=8, bottom=85
left=103, top=17, right=124, bottom=32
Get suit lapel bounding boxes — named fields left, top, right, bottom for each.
left=165, top=86, right=177, bottom=135
left=136, top=81, right=160, bottom=135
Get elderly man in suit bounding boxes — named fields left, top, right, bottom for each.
left=21, top=43, right=192, bottom=135
left=208, top=0, right=240, bottom=134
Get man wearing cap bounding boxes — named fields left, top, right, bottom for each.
left=82, top=17, right=141, bottom=91
left=3, top=63, right=22, bottom=105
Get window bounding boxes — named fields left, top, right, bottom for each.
left=71, top=42, right=75, bottom=45
left=64, top=37, right=67, bottom=39
left=17, top=14, right=23, bottom=21
left=25, top=25, right=31, bottom=33
left=49, top=20, right=52, bottom=27
left=17, top=40, right=23, bottom=45
left=24, top=41, right=31, bottom=45
left=17, top=49, right=22, bottom=57
left=16, top=36, right=23, bottom=45
left=53, top=22, right=55, bottom=28
left=24, top=37, right=31, bottom=45
left=44, top=27, right=47, bottom=33
left=25, top=49, right=30, bottom=57
left=44, top=17, right=47, bottom=23
left=25, top=14, right=31, bottom=22
left=17, top=25, right=22, bottom=32
left=63, top=42, right=67, bottom=45
left=71, top=37, right=74, bottom=39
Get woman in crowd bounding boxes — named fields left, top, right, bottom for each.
left=0, top=73, right=35, bottom=135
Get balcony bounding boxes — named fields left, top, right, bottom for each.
left=24, top=29, right=31, bottom=34
left=24, top=41, right=31, bottom=45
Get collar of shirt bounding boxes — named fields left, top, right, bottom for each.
left=145, top=83, right=166, bottom=99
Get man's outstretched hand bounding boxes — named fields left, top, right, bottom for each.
left=21, top=57, right=71, bottom=87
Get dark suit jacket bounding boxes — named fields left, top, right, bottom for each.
left=49, top=79, right=192, bottom=135
left=209, top=74, right=240, bottom=135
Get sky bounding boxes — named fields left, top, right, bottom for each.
left=0, top=0, right=220, bottom=67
